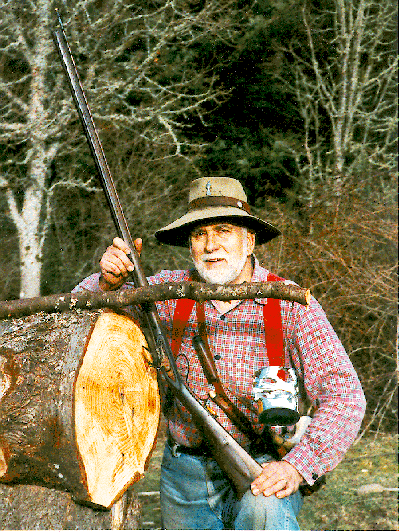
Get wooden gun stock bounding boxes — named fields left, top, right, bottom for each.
left=53, top=18, right=263, bottom=497
left=172, top=383, right=263, bottom=495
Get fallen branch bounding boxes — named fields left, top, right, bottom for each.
left=0, top=281, right=310, bottom=320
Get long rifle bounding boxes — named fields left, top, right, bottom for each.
left=52, top=18, right=264, bottom=496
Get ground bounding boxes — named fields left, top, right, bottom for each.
left=136, top=430, right=399, bottom=531
left=0, top=429, right=397, bottom=530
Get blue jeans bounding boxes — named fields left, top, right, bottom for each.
left=160, top=442, right=303, bottom=530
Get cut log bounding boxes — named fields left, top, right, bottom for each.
left=0, top=309, right=160, bottom=509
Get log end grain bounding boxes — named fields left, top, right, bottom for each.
left=75, top=310, right=160, bottom=509
left=0, top=354, right=9, bottom=478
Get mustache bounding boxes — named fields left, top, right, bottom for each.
left=199, top=254, right=228, bottom=262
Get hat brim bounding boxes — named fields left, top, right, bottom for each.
left=154, top=206, right=281, bottom=246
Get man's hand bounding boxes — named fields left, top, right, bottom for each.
left=99, top=237, right=142, bottom=291
left=251, top=461, right=303, bottom=499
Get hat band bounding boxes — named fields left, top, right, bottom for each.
left=189, top=196, right=251, bottom=214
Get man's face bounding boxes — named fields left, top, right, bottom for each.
left=189, top=222, right=255, bottom=284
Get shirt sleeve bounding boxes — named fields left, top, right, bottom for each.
left=72, top=269, right=188, bottom=294
left=71, top=270, right=185, bottom=323
left=72, top=272, right=103, bottom=292
left=282, top=297, right=366, bottom=485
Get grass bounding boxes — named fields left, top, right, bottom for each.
left=135, top=425, right=398, bottom=531
left=298, top=433, right=398, bottom=531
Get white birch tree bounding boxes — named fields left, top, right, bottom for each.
left=0, top=0, right=243, bottom=297
left=0, top=0, right=58, bottom=298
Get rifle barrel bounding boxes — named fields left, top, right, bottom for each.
left=53, top=21, right=264, bottom=497
left=53, top=25, right=182, bottom=382
left=52, top=27, right=146, bottom=286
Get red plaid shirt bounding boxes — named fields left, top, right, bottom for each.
left=74, top=259, right=365, bottom=485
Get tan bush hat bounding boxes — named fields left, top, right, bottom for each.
left=155, top=177, right=281, bottom=246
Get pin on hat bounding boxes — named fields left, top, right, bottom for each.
left=155, top=177, right=281, bottom=247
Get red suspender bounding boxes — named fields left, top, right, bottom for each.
left=170, top=298, right=196, bottom=357
left=263, top=272, right=285, bottom=369
left=171, top=272, right=285, bottom=367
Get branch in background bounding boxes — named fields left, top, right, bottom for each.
left=0, top=281, right=310, bottom=320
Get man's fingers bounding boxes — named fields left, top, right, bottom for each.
left=105, top=245, right=134, bottom=270
left=112, top=237, right=131, bottom=254
left=275, top=484, right=294, bottom=499
left=260, top=477, right=286, bottom=498
left=112, top=236, right=143, bottom=255
left=263, top=479, right=292, bottom=498
left=101, top=255, right=128, bottom=274
left=100, top=255, right=131, bottom=278
left=99, top=237, right=143, bottom=291
left=251, top=461, right=303, bottom=499
left=134, top=238, right=142, bottom=255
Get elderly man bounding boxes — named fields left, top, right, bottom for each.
left=74, top=177, right=365, bottom=530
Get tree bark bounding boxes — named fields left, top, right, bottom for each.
left=0, top=309, right=160, bottom=511
left=0, top=483, right=141, bottom=530
left=0, top=281, right=310, bottom=320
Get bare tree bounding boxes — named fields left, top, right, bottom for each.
left=274, top=0, right=398, bottom=212
left=0, top=0, right=59, bottom=298
left=251, top=0, right=398, bottom=434
left=259, top=175, right=398, bottom=434
left=0, top=0, right=243, bottom=297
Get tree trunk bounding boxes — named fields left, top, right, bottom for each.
left=16, top=0, right=56, bottom=299
left=0, top=309, right=160, bottom=511
left=17, top=185, right=44, bottom=299
left=0, top=483, right=141, bottom=530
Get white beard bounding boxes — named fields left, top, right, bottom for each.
left=191, top=235, right=249, bottom=285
